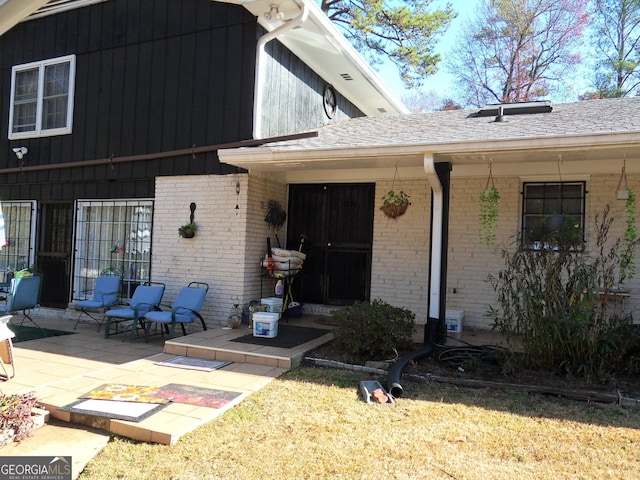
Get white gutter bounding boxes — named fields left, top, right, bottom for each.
left=222, top=130, right=640, bottom=164
left=424, top=154, right=443, bottom=320
left=253, top=4, right=309, bottom=140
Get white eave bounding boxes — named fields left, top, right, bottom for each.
left=0, top=0, right=111, bottom=36
left=215, top=0, right=409, bottom=116
left=219, top=129, right=640, bottom=178
left=0, top=0, right=51, bottom=36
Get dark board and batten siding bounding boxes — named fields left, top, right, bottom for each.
left=0, top=0, right=257, bottom=202
left=261, top=39, right=363, bottom=139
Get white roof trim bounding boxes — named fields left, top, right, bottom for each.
left=223, top=0, right=408, bottom=116
left=0, top=0, right=50, bottom=36
left=26, top=0, right=108, bottom=20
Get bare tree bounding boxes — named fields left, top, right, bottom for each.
left=589, top=0, right=640, bottom=97
left=448, top=0, right=589, bottom=107
left=401, top=90, right=447, bottom=112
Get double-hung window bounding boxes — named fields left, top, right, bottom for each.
left=521, top=181, right=586, bottom=249
left=9, top=54, right=76, bottom=139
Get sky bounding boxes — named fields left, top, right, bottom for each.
left=377, top=0, right=481, bottom=103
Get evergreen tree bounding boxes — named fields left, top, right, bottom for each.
left=320, top=0, right=456, bottom=88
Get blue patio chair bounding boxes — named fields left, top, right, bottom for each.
left=72, top=274, right=122, bottom=330
left=143, top=282, right=208, bottom=341
left=103, top=283, right=165, bottom=340
left=0, top=275, right=43, bottom=329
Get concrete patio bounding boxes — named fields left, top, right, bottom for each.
left=0, top=308, right=335, bottom=447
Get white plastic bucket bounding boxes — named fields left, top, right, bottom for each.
left=253, top=312, right=279, bottom=338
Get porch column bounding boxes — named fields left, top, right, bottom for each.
left=424, top=155, right=451, bottom=344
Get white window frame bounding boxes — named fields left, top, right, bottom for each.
left=8, top=54, right=76, bottom=139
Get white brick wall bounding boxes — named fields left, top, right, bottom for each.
left=153, top=172, right=640, bottom=332
left=446, top=173, right=640, bottom=330
left=446, top=176, right=520, bottom=330
left=371, top=179, right=430, bottom=323
left=153, top=174, right=286, bottom=328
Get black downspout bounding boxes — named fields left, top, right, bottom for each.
left=388, top=162, right=451, bottom=398
left=424, top=162, right=451, bottom=345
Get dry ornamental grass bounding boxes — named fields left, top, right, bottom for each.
left=81, top=366, right=640, bottom=480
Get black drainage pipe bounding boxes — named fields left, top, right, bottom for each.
left=387, top=343, right=434, bottom=398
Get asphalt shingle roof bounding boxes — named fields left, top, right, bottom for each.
left=263, top=97, right=640, bottom=152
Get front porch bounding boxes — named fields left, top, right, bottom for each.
left=1, top=308, right=334, bottom=446
left=1, top=305, right=507, bottom=454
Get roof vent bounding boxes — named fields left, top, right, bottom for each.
left=477, top=100, right=552, bottom=117
left=377, top=107, right=387, bottom=113
left=340, top=73, right=354, bottom=81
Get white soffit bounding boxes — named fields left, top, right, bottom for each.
left=229, top=0, right=408, bottom=116
left=0, top=0, right=108, bottom=36
left=0, top=0, right=50, bottom=36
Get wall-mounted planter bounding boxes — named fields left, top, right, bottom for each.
left=178, top=223, right=197, bottom=238
left=178, top=203, right=198, bottom=238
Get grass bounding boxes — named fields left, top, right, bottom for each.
left=80, top=366, right=640, bottom=479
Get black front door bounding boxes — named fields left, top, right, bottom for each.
left=37, top=203, right=73, bottom=308
left=286, top=183, right=374, bottom=305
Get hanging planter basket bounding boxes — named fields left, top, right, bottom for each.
left=380, top=195, right=410, bottom=218
left=617, top=160, right=631, bottom=200
left=479, top=163, right=500, bottom=247
left=381, top=165, right=411, bottom=219
left=264, top=200, right=287, bottom=232
left=264, top=200, right=287, bottom=248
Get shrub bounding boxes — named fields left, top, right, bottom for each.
left=331, top=299, right=416, bottom=359
left=488, top=206, right=640, bottom=379
left=0, top=391, right=39, bottom=445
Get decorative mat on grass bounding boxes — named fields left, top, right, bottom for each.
left=155, top=356, right=231, bottom=371
left=79, top=384, right=170, bottom=404
left=152, top=383, right=242, bottom=408
left=230, top=324, right=331, bottom=349
left=9, top=325, right=75, bottom=343
left=60, top=398, right=167, bottom=422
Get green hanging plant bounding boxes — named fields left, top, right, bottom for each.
left=178, top=222, right=197, bottom=238
left=479, top=165, right=500, bottom=247
left=381, top=164, right=411, bottom=219
left=619, top=188, right=637, bottom=282
left=380, top=190, right=411, bottom=218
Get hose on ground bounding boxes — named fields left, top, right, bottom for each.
left=386, top=336, right=512, bottom=398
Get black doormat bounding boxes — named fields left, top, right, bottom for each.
left=230, top=325, right=331, bottom=349
left=9, top=325, right=75, bottom=343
